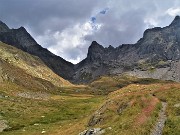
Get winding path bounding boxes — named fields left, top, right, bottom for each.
left=151, top=102, right=167, bottom=135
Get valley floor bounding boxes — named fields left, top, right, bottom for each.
left=0, top=78, right=180, bottom=135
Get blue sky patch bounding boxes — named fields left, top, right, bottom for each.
left=91, top=17, right=96, bottom=23
left=99, top=8, right=109, bottom=14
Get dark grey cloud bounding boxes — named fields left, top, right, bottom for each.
left=0, top=0, right=97, bottom=33
left=1, top=0, right=180, bottom=63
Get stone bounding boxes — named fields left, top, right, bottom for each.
left=79, top=128, right=105, bottom=135
left=174, top=103, right=180, bottom=107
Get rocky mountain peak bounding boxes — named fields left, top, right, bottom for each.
left=14, top=26, right=38, bottom=47
left=0, top=21, right=37, bottom=48
left=0, top=20, right=9, bottom=32
left=89, top=41, right=104, bottom=50
left=169, top=15, right=180, bottom=27
left=108, top=45, right=114, bottom=49
left=87, top=41, right=105, bottom=62
left=18, top=26, right=27, bottom=32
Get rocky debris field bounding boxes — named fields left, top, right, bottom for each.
left=17, top=92, right=50, bottom=100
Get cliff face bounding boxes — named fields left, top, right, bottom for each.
left=137, top=16, right=180, bottom=61
left=1, top=16, right=180, bottom=83
left=0, top=23, right=74, bottom=81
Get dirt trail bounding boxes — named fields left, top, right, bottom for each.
left=151, top=102, right=167, bottom=135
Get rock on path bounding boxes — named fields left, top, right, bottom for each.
left=151, top=102, right=167, bottom=135
left=79, top=128, right=105, bottom=135
left=0, top=120, right=8, bottom=132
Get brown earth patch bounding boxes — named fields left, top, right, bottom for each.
left=136, top=96, right=159, bottom=125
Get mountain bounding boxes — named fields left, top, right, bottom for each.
left=1, top=16, right=180, bottom=84
left=0, top=41, right=72, bottom=90
left=74, top=16, right=180, bottom=83
left=0, top=21, right=74, bottom=81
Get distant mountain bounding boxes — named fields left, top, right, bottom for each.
left=1, top=16, right=180, bottom=83
left=0, top=22, right=74, bottom=81
left=0, top=41, right=72, bottom=90
left=74, top=16, right=180, bottom=83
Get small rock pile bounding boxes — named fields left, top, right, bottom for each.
left=79, top=128, right=105, bottom=135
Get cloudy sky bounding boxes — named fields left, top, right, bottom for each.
left=1, top=0, right=180, bottom=64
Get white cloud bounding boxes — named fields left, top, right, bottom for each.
left=68, top=57, right=81, bottom=64
left=166, top=7, right=180, bottom=16
left=53, top=22, right=93, bottom=49
left=37, top=21, right=102, bottom=64
left=144, top=18, right=159, bottom=27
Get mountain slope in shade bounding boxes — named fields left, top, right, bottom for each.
left=0, top=22, right=74, bottom=81
left=0, top=41, right=72, bottom=89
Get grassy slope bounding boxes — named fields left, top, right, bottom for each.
left=89, top=75, right=165, bottom=94
left=90, top=83, right=163, bottom=135
left=154, top=84, right=180, bottom=135
left=0, top=42, right=72, bottom=87
left=88, top=77, right=180, bottom=135
left=0, top=59, right=58, bottom=92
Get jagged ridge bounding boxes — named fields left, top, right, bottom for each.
left=1, top=16, right=180, bottom=83
left=74, top=16, right=180, bottom=83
